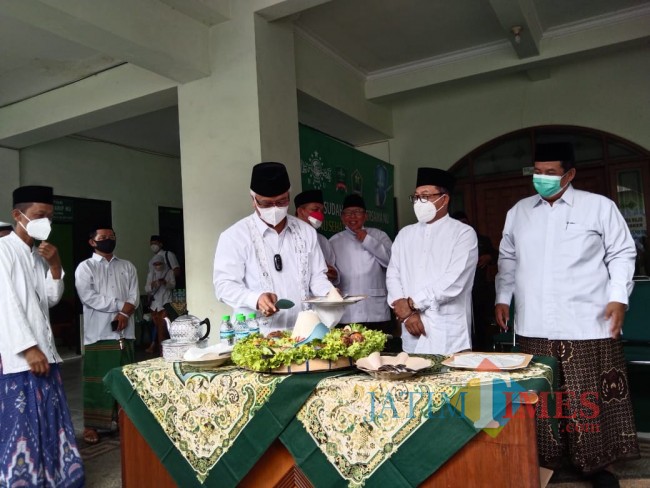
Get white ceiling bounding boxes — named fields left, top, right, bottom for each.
left=0, top=0, right=648, bottom=157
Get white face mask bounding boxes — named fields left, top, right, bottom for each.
left=19, top=212, right=52, bottom=240
left=258, top=205, right=288, bottom=226
left=413, top=195, right=444, bottom=224
left=307, top=216, right=323, bottom=229
left=150, top=244, right=161, bottom=253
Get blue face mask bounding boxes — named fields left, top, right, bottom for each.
left=533, top=174, right=565, bottom=198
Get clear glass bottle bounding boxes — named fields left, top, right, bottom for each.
left=246, top=313, right=260, bottom=336
left=233, top=313, right=249, bottom=343
left=219, top=314, right=234, bottom=346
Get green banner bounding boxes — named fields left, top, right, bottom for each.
left=299, top=125, right=395, bottom=238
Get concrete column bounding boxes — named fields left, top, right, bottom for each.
left=178, top=3, right=300, bottom=325
left=0, top=148, right=20, bottom=219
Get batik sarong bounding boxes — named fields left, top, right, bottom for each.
left=518, top=335, right=639, bottom=473
left=0, top=357, right=85, bottom=487
left=83, top=339, right=134, bottom=430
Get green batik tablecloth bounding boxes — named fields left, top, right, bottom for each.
left=104, top=356, right=557, bottom=488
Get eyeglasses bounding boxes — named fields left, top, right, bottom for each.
left=408, top=193, right=444, bottom=204
left=254, top=197, right=290, bottom=209
left=341, top=209, right=365, bottom=217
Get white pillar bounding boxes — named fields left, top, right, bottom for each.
left=178, top=3, right=300, bottom=326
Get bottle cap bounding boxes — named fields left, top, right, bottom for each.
left=247, top=313, right=256, bottom=319
left=221, top=315, right=230, bottom=320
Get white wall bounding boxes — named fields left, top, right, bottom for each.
left=389, top=45, right=650, bottom=226
left=0, top=147, right=20, bottom=220
left=19, top=137, right=182, bottom=290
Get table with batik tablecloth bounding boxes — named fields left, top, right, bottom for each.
left=104, top=356, right=557, bottom=488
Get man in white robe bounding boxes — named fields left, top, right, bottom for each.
left=213, top=162, right=333, bottom=335
left=495, top=142, right=638, bottom=484
left=387, top=168, right=478, bottom=354
left=294, top=189, right=339, bottom=285
left=0, top=185, right=84, bottom=487
left=330, top=194, right=393, bottom=329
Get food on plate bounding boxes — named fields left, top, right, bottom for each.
left=326, top=287, right=344, bottom=302
left=231, top=324, right=386, bottom=371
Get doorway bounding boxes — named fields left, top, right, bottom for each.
left=158, top=206, right=185, bottom=289
left=49, top=196, right=112, bottom=356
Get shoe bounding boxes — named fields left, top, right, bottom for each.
left=588, top=470, right=619, bottom=488
left=82, top=428, right=100, bottom=445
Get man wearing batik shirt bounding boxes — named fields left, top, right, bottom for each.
left=0, top=185, right=84, bottom=487
left=495, top=142, right=639, bottom=487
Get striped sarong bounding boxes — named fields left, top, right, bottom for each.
left=518, top=335, right=640, bottom=474
left=83, top=339, right=134, bottom=430
left=0, top=357, right=85, bottom=487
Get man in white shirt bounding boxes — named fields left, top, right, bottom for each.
left=75, top=225, right=139, bottom=445
left=330, top=194, right=393, bottom=330
left=213, top=162, right=334, bottom=335
left=387, top=168, right=478, bottom=354
left=294, top=189, right=339, bottom=284
left=0, top=185, right=84, bottom=487
left=495, top=143, right=638, bottom=486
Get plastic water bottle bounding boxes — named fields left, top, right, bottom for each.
left=246, top=313, right=260, bottom=336
left=219, top=315, right=234, bottom=346
left=233, top=313, right=249, bottom=343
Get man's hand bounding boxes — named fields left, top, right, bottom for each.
left=605, top=301, right=626, bottom=339
left=23, top=346, right=50, bottom=376
left=257, top=292, right=279, bottom=317
left=392, top=298, right=412, bottom=322
left=403, top=313, right=426, bottom=337
left=122, top=302, right=136, bottom=316
left=477, top=254, right=492, bottom=269
left=495, top=303, right=510, bottom=330
left=353, top=229, right=367, bottom=242
left=38, top=241, right=62, bottom=279
left=115, top=313, right=129, bottom=331
left=326, top=265, right=338, bottom=282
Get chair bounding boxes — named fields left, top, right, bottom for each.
left=623, top=280, right=650, bottom=431
left=623, top=280, right=650, bottom=363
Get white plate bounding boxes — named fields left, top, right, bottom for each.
left=441, top=352, right=532, bottom=370
left=183, top=355, right=230, bottom=368
left=303, top=295, right=367, bottom=306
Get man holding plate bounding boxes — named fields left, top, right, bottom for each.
left=213, top=162, right=334, bottom=335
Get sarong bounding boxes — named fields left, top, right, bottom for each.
left=0, top=357, right=85, bottom=487
left=83, top=339, right=134, bottom=430
left=518, top=335, right=640, bottom=473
